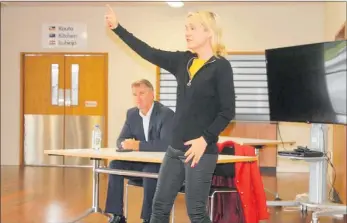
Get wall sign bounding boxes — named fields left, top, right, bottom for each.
left=85, top=101, right=97, bottom=108
left=42, top=23, right=87, bottom=48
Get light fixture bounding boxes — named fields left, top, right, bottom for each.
left=167, top=1, right=184, bottom=8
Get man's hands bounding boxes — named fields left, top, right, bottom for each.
left=121, top=138, right=140, bottom=151
left=184, top=136, right=207, bottom=167
left=105, top=4, right=119, bottom=29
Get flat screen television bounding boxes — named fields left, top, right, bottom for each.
left=265, top=40, right=346, bottom=125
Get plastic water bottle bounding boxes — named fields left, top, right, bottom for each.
left=92, top=124, right=102, bottom=150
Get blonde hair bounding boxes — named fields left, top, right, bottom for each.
left=187, top=11, right=227, bottom=57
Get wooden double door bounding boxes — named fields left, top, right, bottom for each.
left=21, top=53, right=108, bottom=166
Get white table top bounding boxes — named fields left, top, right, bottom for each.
left=44, top=148, right=257, bottom=164
left=44, top=137, right=295, bottom=163
left=219, top=136, right=295, bottom=147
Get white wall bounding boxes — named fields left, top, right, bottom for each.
left=1, top=2, right=326, bottom=165
left=325, top=2, right=346, bottom=40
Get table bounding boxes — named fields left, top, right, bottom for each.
left=44, top=148, right=257, bottom=223
left=219, top=136, right=296, bottom=148
left=219, top=136, right=295, bottom=158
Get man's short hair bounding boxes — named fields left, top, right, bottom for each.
left=131, top=79, right=154, bottom=91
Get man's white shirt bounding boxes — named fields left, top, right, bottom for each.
left=139, top=103, right=154, bottom=142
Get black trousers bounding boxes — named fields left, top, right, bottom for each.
left=150, top=146, right=218, bottom=223
left=105, top=160, right=161, bottom=220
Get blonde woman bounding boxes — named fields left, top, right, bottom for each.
left=105, top=5, right=235, bottom=223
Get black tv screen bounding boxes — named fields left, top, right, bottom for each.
left=265, top=40, right=346, bottom=125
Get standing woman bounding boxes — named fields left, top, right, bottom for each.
left=105, top=6, right=235, bottom=223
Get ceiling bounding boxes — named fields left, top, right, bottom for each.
left=1, top=1, right=325, bottom=9
left=0, top=1, right=261, bottom=7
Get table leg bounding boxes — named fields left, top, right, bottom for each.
left=266, top=158, right=325, bottom=209
left=69, top=209, right=95, bottom=223
left=264, top=188, right=281, bottom=201
left=69, top=158, right=110, bottom=223
left=267, top=200, right=301, bottom=207
left=255, top=146, right=282, bottom=201
left=267, top=155, right=346, bottom=223
left=311, top=207, right=347, bottom=223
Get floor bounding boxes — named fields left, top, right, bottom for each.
left=1, top=166, right=346, bottom=223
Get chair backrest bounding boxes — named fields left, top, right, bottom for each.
left=214, top=142, right=236, bottom=178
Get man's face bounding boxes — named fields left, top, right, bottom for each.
left=132, top=84, right=154, bottom=110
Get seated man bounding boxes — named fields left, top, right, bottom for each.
left=105, top=79, right=174, bottom=223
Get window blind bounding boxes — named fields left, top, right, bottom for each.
left=158, top=53, right=270, bottom=121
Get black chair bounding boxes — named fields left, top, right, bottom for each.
left=171, top=184, right=237, bottom=222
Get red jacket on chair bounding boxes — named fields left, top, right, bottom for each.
left=216, top=140, right=269, bottom=223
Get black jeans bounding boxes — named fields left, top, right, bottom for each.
left=150, top=146, right=218, bottom=223
left=105, top=160, right=160, bottom=220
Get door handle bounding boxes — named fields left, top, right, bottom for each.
left=65, top=89, right=71, bottom=107
left=58, top=89, right=64, bottom=106
left=51, top=64, right=59, bottom=106
left=71, top=64, right=79, bottom=106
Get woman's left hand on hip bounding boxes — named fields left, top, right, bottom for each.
left=184, top=136, right=207, bottom=167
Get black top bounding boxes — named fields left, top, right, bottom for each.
left=113, top=24, right=236, bottom=154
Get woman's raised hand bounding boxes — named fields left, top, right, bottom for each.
left=105, top=4, right=118, bottom=29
